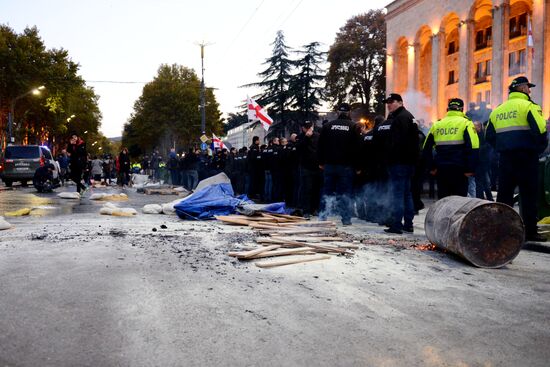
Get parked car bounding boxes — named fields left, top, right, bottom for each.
left=0, top=145, right=61, bottom=187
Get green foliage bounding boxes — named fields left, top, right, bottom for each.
left=0, top=24, right=101, bottom=148
left=290, top=42, right=326, bottom=124
left=326, top=10, right=386, bottom=114
left=122, top=64, right=223, bottom=156
left=243, top=31, right=294, bottom=123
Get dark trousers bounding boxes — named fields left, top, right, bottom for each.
left=319, top=164, right=354, bottom=223
left=388, top=164, right=415, bottom=230
left=70, top=167, right=86, bottom=193
left=475, top=169, right=493, bottom=201
left=497, top=151, right=539, bottom=235
left=298, top=166, right=321, bottom=215
left=436, top=166, right=468, bottom=199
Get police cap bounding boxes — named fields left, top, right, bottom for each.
left=447, top=98, right=464, bottom=111
left=382, top=93, right=403, bottom=104
left=337, top=103, right=351, bottom=112
left=509, top=76, right=536, bottom=91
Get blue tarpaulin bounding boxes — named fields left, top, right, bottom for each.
left=174, top=183, right=288, bottom=220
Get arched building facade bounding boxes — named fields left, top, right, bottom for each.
left=386, top=0, right=550, bottom=122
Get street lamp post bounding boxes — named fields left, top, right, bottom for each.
left=8, top=86, right=45, bottom=144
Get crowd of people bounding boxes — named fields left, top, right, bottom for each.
left=57, top=76, right=548, bottom=242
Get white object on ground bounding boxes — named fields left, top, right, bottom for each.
left=99, top=202, right=137, bottom=216
left=89, top=193, right=128, bottom=201
left=58, top=192, right=81, bottom=200
left=132, top=174, right=150, bottom=186
left=194, top=172, right=231, bottom=192
left=0, top=216, right=12, bottom=230
left=142, top=204, right=163, bottom=214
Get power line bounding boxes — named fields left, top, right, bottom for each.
left=279, top=0, right=304, bottom=28
left=224, top=0, right=267, bottom=53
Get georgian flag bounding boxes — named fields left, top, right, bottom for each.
left=211, top=133, right=224, bottom=149
left=247, top=96, right=273, bottom=131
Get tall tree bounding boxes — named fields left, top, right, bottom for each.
left=0, top=25, right=101, bottom=148
left=123, top=64, right=222, bottom=156
left=243, top=31, right=294, bottom=132
left=325, top=10, right=386, bottom=114
left=290, top=42, right=325, bottom=124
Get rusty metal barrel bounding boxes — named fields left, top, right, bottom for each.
left=424, top=196, right=524, bottom=268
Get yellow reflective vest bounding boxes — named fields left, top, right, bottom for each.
left=486, top=91, right=547, bottom=153
left=422, top=110, right=479, bottom=172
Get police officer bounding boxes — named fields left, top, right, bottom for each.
left=380, top=93, right=419, bottom=234
left=486, top=76, right=548, bottom=242
left=317, top=102, right=360, bottom=225
left=247, top=136, right=263, bottom=201
left=423, top=98, right=479, bottom=198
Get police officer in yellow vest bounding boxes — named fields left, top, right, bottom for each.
left=486, top=76, right=548, bottom=242
left=423, top=98, right=479, bottom=198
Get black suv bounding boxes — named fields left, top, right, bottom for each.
left=0, top=145, right=61, bottom=187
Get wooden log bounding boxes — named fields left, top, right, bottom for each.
left=255, top=255, right=331, bottom=268
left=229, top=245, right=281, bottom=259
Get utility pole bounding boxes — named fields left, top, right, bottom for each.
left=200, top=43, right=206, bottom=136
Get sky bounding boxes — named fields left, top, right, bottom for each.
left=1, top=0, right=388, bottom=138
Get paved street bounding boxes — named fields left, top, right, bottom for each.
left=1, top=184, right=550, bottom=367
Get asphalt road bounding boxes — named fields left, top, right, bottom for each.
left=1, top=182, right=550, bottom=367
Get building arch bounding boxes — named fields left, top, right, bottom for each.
left=415, top=25, right=432, bottom=99
left=394, top=37, right=409, bottom=93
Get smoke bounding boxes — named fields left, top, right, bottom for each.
left=401, top=89, right=432, bottom=128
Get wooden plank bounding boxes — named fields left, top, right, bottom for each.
left=244, top=247, right=315, bottom=259
left=263, top=228, right=337, bottom=235
left=255, top=255, right=331, bottom=268
left=268, top=213, right=306, bottom=221
left=257, top=237, right=348, bottom=254
left=271, top=236, right=343, bottom=242
left=215, top=216, right=253, bottom=226
left=233, top=245, right=281, bottom=259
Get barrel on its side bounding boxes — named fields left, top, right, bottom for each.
left=424, top=196, right=524, bottom=268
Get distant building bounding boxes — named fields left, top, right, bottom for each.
left=225, top=121, right=267, bottom=149
left=385, top=0, right=550, bottom=121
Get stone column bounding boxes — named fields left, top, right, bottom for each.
left=414, top=42, right=421, bottom=91
left=431, top=31, right=446, bottom=120
left=531, top=0, right=546, bottom=110
left=458, top=19, right=474, bottom=104
left=386, top=52, right=394, bottom=96
left=491, top=4, right=505, bottom=108
left=407, top=44, right=415, bottom=92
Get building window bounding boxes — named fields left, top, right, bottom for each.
left=475, top=27, right=493, bottom=50
left=476, top=92, right=482, bottom=104
left=475, top=60, right=491, bottom=84
left=509, top=49, right=527, bottom=75
left=485, top=90, right=491, bottom=104
left=448, top=41, right=457, bottom=55
left=448, top=70, right=456, bottom=85
left=485, top=60, right=491, bottom=76
left=510, top=13, right=528, bottom=39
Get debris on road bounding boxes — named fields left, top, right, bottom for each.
left=218, top=213, right=357, bottom=268
left=142, top=204, right=163, bottom=214
left=89, top=193, right=128, bottom=201
left=0, top=216, right=12, bottom=230
left=4, top=208, right=32, bottom=217
left=58, top=192, right=81, bottom=200
left=99, top=202, right=137, bottom=216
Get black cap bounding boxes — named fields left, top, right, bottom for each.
left=509, top=76, right=536, bottom=91
left=447, top=98, right=464, bottom=111
left=337, top=102, right=351, bottom=112
left=382, top=93, right=403, bottom=103
left=302, top=120, right=313, bottom=128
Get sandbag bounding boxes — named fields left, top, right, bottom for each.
left=58, top=192, right=81, bottom=199
left=99, top=202, right=137, bottom=216
left=4, top=208, right=32, bottom=217
left=0, top=216, right=12, bottom=230
left=89, top=193, right=128, bottom=201
left=142, top=204, right=163, bottom=214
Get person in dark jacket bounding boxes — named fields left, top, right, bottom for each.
left=474, top=122, right=493, bottom=201
left=66, top=132, right=88, bottom=194
left=317, top=103, right=360, bottom=225
left=486, top=76, right=548, bottom=242
left=381, top=93, right=419, bottom=234
left=296, top=121, right=321, bottom=217
left=247, top=136, right=264, bottom=201
left=118, top=148, right=131, bottom=186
